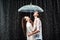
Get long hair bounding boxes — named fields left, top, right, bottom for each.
left=30, top=19, right=33, bottom=27
left=22, top=17, right=26, bottom=37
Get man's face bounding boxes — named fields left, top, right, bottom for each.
left=33, top=11, right=38, bottom=17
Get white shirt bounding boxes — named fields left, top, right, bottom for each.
left=33, top=17, right=42, bottom=40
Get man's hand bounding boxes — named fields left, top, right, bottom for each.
left=28, top=30, right=40, bottom=37
left=28, top=32, right=33, bottom=37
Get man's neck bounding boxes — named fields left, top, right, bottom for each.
left=35, top=17, right=37, bottom=19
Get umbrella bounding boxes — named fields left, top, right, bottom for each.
left=18, top=4, right=44, bottom=12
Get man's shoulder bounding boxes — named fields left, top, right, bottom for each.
left=37, top=18, right=40, bottom=20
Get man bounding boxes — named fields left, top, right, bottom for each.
left=28, top=11, right=43, bottom=40
left=33, top=11, right=43, bottom=40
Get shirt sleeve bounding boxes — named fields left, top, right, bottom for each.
left=36, top=18, right=42, bottom=31
left=32, top=19, right=37, bottom=31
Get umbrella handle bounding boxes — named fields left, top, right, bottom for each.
left=30, top=12, right=31, bottom=18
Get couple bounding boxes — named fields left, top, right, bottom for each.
left=22, top=11, right=43, bottom=40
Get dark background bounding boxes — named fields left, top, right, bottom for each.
left=0, top=0, right=60, bottom=40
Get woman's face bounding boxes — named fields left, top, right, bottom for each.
left=24, top=16, right=30, bottom=21
left=26, top=17, right=30, bottom=21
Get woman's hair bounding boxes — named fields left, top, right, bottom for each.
left=22, top=17, right=26, bottom=37
left=30, top=19, right=33, bottom=26
left=22, top=16, right=33, bottom=37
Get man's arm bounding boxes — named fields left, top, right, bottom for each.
left=32, top=29, right=40, bottom=34
left=28, top=29, right=40, bottom=37
left=32, top=18, right=41, bottom=35
left=28, top=18, right=41, bottom=36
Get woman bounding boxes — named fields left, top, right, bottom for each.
left=22, top=16, right=35, bottom=40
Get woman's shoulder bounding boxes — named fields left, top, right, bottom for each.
left=26, top=22, right=31, bottom=25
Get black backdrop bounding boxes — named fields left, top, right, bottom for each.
left=0, top=0, right=60, bottom=40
